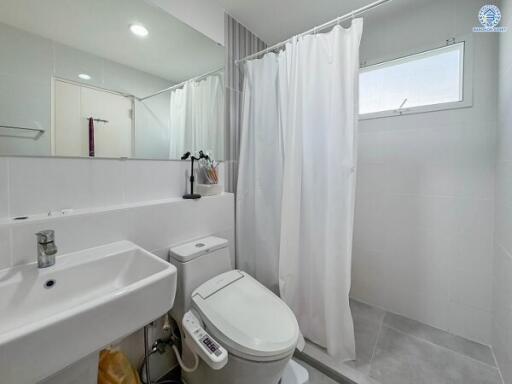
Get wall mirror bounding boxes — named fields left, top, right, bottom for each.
left=0, top=0, right=225, bottom=160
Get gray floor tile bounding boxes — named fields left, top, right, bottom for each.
left=298, top=359, right=342, bottom=384
left=383, top=312, right=495, bottom=366
left=350, top=299, right=386, bottom=324
left=369, top=327, right=502, bottom=384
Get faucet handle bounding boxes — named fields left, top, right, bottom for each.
left=36, top=230, right=55, bottom=244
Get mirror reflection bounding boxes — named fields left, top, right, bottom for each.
left=0, top=0, right=225, bottom=160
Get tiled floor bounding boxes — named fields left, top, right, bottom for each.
left=298, top=359, right=345, bottom=384
left=164, top=359, right=337, bottom=384
left=303, top=299, right=503, bottom=384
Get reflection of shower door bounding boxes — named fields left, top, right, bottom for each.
left=53, top=79, right=133, bottom=158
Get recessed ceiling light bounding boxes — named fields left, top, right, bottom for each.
left=78, top=73, right=91, bottom=80
left=130, top=24, right=149, bottom=37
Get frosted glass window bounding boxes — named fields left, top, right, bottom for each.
left=359, top=43, right=464, bottom=115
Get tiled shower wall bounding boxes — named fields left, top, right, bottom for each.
left=351, top=0, right=498, bottom=344
left=492, top=0, right=512, bottom=381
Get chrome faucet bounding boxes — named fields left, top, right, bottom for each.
left=36, top=230, right=58, bottom=268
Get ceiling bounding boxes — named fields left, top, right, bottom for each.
left=0, top=0, right=224, bottom=82
left=216, top=0, right=424, bottom=45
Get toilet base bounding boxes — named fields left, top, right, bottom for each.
left=183, top=351, right=293, bottom=384
left=182, top=357, right=308, bottom=384
left=281, top=360, right=309, bottom=384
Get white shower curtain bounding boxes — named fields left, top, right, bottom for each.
left=169, top=84, right=189, bottom=159
left=237, top=19, right=363, bottom=361
left=237, top=54, right=283, bottom=292
left=168, top=74, right=224, bottom=159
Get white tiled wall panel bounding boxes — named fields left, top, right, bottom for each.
left=492, top=0, right=512, bottom=381
left=0, top=158, right=228, bottom=263
left=0, top=158, right=8, bottom=219
left=1, top=192, right=233, bottom=268
left=351, top=0, right=498, bottom=344
left=0, top=157, right=198, bottom=219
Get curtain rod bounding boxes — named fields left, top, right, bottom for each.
left=236, top=0, right=392, bottom=65
left=139, top=67, right=224, bottom=101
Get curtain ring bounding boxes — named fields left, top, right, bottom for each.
left=313, top=26, right=318, bottom=35
left=336, top=16, right=342, bottom=26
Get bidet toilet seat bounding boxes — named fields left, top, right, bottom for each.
left=191, top=270, right=300, bottom=362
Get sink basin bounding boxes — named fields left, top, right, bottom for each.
left=0, top=241, right=177, bottom=384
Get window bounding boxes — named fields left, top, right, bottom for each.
left=359, top=42, right=467, bottom=117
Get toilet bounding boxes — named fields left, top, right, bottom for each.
left=169, top=236, right=305, bottom=384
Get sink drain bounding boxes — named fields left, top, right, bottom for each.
left=44, top=279, right=56, bottom=289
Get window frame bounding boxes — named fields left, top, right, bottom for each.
left=358, top=35, right=473, bottom=120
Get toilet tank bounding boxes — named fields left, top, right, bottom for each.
left=169, top=236, right=232, bottom=323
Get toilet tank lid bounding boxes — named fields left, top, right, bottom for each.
left=169, top=236, right=228, bottom=262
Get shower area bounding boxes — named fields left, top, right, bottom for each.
left=135, top=68, right=225, bottom=161
left=225, top=0, right=506, bottom=382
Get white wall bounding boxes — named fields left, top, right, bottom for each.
left=492, top=0, right=512, bottom=381
left=146, top=0, right=225, bottom=46
left=351, top=0, right=498, bottom=343
left=0, top=156, right=232, bottom=381
left=0, top=22, right=172, bottom=159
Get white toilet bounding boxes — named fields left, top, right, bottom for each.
left=169, top=236, right=303, bottom=384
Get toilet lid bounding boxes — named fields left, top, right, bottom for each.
left=191, top=270, right=299, bottom=361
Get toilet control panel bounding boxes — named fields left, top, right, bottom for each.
left=200, top=335, right=222, bottom=356
left=183, top=310, right=228, bottom=370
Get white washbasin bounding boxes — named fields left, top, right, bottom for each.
left=0, top=241, right=177, bottom=384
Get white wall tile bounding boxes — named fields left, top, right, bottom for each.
left=493, top=2, right=512, bottom=377
left=497, top=75, right=512, bottom=162
left=401, top=290, right=451, bottom=332
left=9, top=193, right=234, bottom=267
left=447, top=301, right=491, bottom=344
left=353, top=0, right=498, bottom=344
left=0, top=227, right=11, bottom=270
left=0, top=158, right=8, bottom=218
left=496, top=162, right=512, bottom=207
left=125, top=194, right=234, bottom=252
left=8, top=157, right=92, bottom=217
left=496, top=201, right=512, bottom=256
left=493, top=245, right=512, bottom=323
left=498, top=0, right=512, bottom=76
left=10, top=209, right=129, bottom=266
left=450, top=266, right=493, bottom=312
left=123, top=160, right=188, bottom=203
left=90, top=159, right=126, bottom=207
left=5, top=158, right=223, bottom=220
left=2, top=156, right=232, bottom=268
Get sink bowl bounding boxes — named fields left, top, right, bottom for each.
left=0, top=241, right=177, bottom=384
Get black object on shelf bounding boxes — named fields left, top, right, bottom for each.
left=181, top=151, right=209, bottom=200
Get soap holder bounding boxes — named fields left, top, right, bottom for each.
left=196, top=183, right=224, bottom=196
